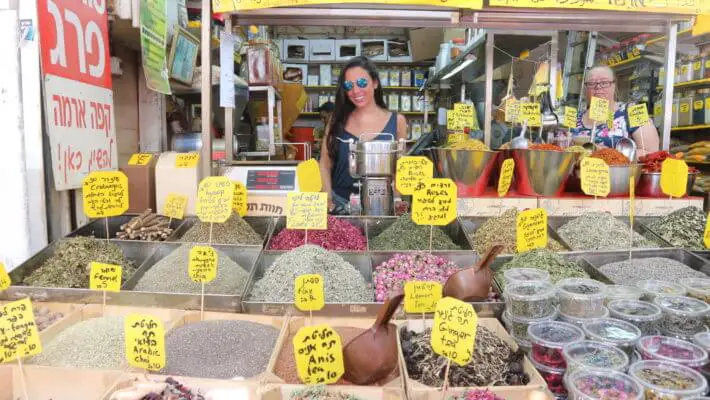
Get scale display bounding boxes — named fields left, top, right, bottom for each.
left=246, top=170, right=296, bottom=191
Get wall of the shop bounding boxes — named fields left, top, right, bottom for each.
left=113, top=45, right=140, bottom=166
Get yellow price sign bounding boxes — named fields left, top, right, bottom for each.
left=454, top=103, right=478, bottom=130
left=196, top=176, right=234, bottom=223
left=504, top=98, right=520, bottom=123
left=661, top=158, right=689, bottom=198
left=297, top=159, right=322, bottom=192
left=704, top=213, right=710, bottom=249
left=516, top=208, right=548, bottom=253
left=693, top=14, right=710, bottom=37
left=580, top=158, right=611, bottom=197
left=163, top=193, right=188, bottom=220
left=89, top=262, right=122, bottom=292
left=286, top=192, right=328, bottom=230
left=128, top=153, right=153, bottom=166
left=654, top=103, right=663, bottom=118
left=294, top=274, right=325, bottom=311
left=82, top=171, right=130, bottom=218
left=590, top=97, right=610, bottom=121
left=396, top=156, right=434, bottom=196
left=404, top=281, right=442, bottom=313
left=446, top=110, right=464, bottom=131
left=628, top=104, right=650, bottom=128
left=498, top=158, right=515, bottom=198
left=175, top=153, right=199, bottom=168
left=563, top=107, right=578, bottom=128
left=124, top=314, right=166, bottom=371
left=412, top=178, right=457, bottom=226
left=188, top=245, right=217, bottom=283
left=232, top=182, right=248, bottom=217
left=0, top=263, right=10, bottom=291
left=0, top=298, right=42, bottom=363
left=448, top=133, right=468, bottom=144
left=293, top=324, right=345, bottom=384
left=431, top=297, right=477, bottom=366
left=520, top=103, right=540, bottom=126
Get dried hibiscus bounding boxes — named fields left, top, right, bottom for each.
left=268, top=216, right=367, bottom=251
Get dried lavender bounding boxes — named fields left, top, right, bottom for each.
left=468, top=209, right=565, bottom=255
left=133, top=244, right=249, bottom=294
left=22, top=237, right=136, bottom=288
left=557, top=212, right=656, bottom=250
left=369, top=214, right=460, bottom=251
left=249, top=245, right=372, bottom=302
left=598, top=258, right=705, bottom=285
left=495, top=249, right=588, bottom=289
left=647, top=206, right=706, bottom=249
left=178, top=213, right=262, bottom=245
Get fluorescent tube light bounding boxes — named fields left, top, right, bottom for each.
left=442, top=59, right=474, bottom=81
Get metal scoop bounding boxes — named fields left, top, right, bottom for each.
left=342, top=293, right=404, bottom=385
left=511, top=121, right=529, bottom=149
left=615, top=137, right=637, bottom=162
left=443, top=245, right=504, bottom=301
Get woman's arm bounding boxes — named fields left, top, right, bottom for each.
left=396, top=114, right=408, bottom=141
left=631, top=121, right=660, bottom=158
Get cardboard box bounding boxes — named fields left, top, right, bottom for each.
left=283, top=39, right=309, bottom=62
left=361, top=39, right=388, bottom=61
left=336, top=39, right=361, bottom=61
left=309, top=39, right=336, bottom=61
left=409, top=28, right=444, bottom=62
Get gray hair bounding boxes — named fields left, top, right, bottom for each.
left=587, top=65, right=616, bottom=81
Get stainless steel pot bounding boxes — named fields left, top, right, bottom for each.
left=637, top=171, right=698, bottom=197
left=348, top=134, right=398, bottom=178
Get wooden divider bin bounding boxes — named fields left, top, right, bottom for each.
left=100, top=373, right=260, bottom=399
left=261, top=383, right=404, bottom=399
left=0, top=300, right=80, bottom=332
left=0, top=365, right=121, bottom=400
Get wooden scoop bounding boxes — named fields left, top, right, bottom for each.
left=342, top=293, right=404, bottom=385
left=443, top=245, right=504, bottom=302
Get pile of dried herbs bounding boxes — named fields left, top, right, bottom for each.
left=557, top=212, right=656, bottom=250
left=178, top=213, right=262, bottom=245
left=369, top=214, right=460, bottom=251
left=468, top=209, right=565, bottom=254
left=22, top=237, right=136, bottom=288
left=400, top=326, right=529, bottom=387
left=495, top=249, right=588, bottom=289
left=647, top=206, right=706, bottom=249
left=289, top=386, right=364, bottom=400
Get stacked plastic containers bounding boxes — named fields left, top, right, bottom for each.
left=608, top=300, right=663, bottom=336
left=582, top=318, right=643, bottom=357
left=654, top=295, right=710, bottom=341
left=681, top=278, right=710, bottom=303
left=605, top=285, right=644, bottom=305
left=501, top=268, right=555, bottom=351
left=557, top=278, right=609, bottom=328
left=629, top=361, right=708, bottom=400
left=563, top=340, right=630, bottom=373
left=527, top=321, right=585, bottom=397
left=636, top=336, right=709, bottom=372
left=693, top=332, right=710, bottom=379
left=636, top=280, right=687, bottom=302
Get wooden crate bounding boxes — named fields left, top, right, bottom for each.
left=100, top=373, right=260, bottom=399
left=261, top=383, right=404, bottom=399
left=0, top=365, right=121, bottom=400
left=0, top=300, right=81, bottom=332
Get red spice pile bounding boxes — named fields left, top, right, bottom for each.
left=590, top=148, right=629, bottom=165
left=267, top=215, right=367, bottom=251
left=640, top=151, right=699, bottom=173
left=529, top=143, right=563, bottom=151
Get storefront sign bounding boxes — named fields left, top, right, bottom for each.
left=580, top=158, right=611, bottom=197
left=38, top=0, right=117, bottom=190
left=0, top=298, right=42, bottom=363
left=294, top=274, right=325, bottom=311
left=188, top=245, right=217, bottom=283
left=431, top=297, right=477, bottom=366
left=661, top=158, right=689, bottom=198
left=396, top=156, right=433, bottom=196
left=488, top=0, right=709, bottom=14
left=89, top=262, right=122, bottom=292
left=404, top=281, right=442, bottom=314
left=412, top=178, right=457, bottom=226
left=214, top=0, right=482, bottom=12
left=82, top=171, right=129, bottom=218
left=516, top=208, right=548, bottom=253
left=140, top=0, right=171, bottom=94
left=232, top=182, right=248, bottom=217
left=124, top=314, right=166, bottom=371
left=286, top=192, right=328, bottom=230
left=293, top=324, right=345, bottom=384
left=628, top=104, right=650, bottom=128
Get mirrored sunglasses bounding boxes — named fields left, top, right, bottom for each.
left=342, top=78, right=369, bottom=91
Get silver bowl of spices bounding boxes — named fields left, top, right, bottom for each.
left=608, top=300, right=662, bottom=336
left=557, top=278, right=608, bottom=318
left=563, top=340, right=630, bottom=374
left=565, top=368, right=642, bottom=400
left=654, top=295, right=710, bottom=339
left=629, top=360, right=708, bottom=400
left=637, top=336, right=709, bottom=372
left=582, top=318, right=643, bottom=356
left=635, top=280, right=687, bottom=302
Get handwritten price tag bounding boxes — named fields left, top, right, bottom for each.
left=232, top=182, right=248, bottom=217
left=447, top=110, right=464, bottom=131
left=128, top=153, right=153, bottom=166
left=580, top=158, right=611, bottom=197
left=431, top=297, right=477, bottom=366
left=124, top=314, right=166, bottom=371
left=498, top=158, right=515, bottom=197
left=661, top=158, right=689, bottom=198
left=404, top=281, right=442, bottom=313
left=82, top=171, right=129, bottom=218
left=196, top=176, right=234, bottom=223
left=293, top=324, right=345, bottom=384
left=175, top=153, right=199, bottom=168
left=704, top=213, right=710, bottom=249
left=0, top=263, right=10, bottom=291
left=286, top=192, right=328, bottom=230
left=590, top=97, right=610, bottom=121
left=0, top=298, right=42, bottom=363
left=294, top=274, right=325, bottom=311
left=521, top=103, right=540, bottom=127
left=563, top=107, right=578, bottom=128
left=516, top=208, right=548, bottom=253
left=162, top=194, right=187, bottom=220
left=396, top=156, right=434, bottom=196
left=628, top=104, right=650, bottom=128
left=297, top=159, right=322, bottom=192
left=448, top=133, right=468, bottom=144
left=412, top=178, right=457, bottom=226
left=505, top=98, right=520, bottom=123
left=454, top=103, right=478, bottom=130
left=188, top=245, right=217, bottom=283
left=89, top=262, right=122, bottom=292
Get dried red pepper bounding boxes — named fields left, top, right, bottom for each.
left=640, top=151, right=699, bottom=173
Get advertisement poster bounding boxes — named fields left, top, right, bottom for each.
left=140, top=0, right=171, bottom=94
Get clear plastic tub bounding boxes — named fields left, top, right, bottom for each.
left=563, top=340, right=630, bottom=373
left=654, top=295, right=710, bottom=338
left=565, top=368, right=642, bottom=400
left=557, top=278, right=608, bottom=318
left=608, top=299, right=663, bottom=336
left=693, top=332, right=710, bottom=380
left=606, top=285, right=645, bottom=304
left=528, top=321, right=585, bottom=369
left=530, top=357, right=567, bottom=396
left=636, top=280, right=687, bottom=302
left=505, top=280, right=557, bottom=319
left=559, top=306, right=610, bottom=328
left=502, top=308, right=558, bottom=339
left=637, top=336, right=709, bottom=371
left=681, top=278, right=710, bottom=303
left=629, top=360, right=708, bottom=400
left=503, top=268, right=551, bottom=288
left=582, top=318, right=642, bottom=356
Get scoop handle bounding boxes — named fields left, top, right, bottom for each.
left=373, top=293, right=404, bottom=330
left=474, top=244, right=505, bottom=272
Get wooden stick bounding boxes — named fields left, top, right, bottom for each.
left=440, top=359, right=451, bottom=400
left=200, top=282, right=205, bottom=321
left=17, top=356, right=30, bottom=400
left=429, top=225, right=434, bottom=253
left=105, top=217, right=110, bottom=244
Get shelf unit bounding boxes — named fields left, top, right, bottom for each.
left=298, top=111, right=433, bottom=117
left=424, top=32, right=487, bottom=89
left=303, top=85, right=421, bottom=91
left=242, top=86, right=283, bottom=157
left=608, top=54, right=664, bottom=72
left=657, top=78, right=710, bottom=91
left=671, top=124, right=710, bottom=131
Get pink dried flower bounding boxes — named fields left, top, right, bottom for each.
left=268, top=216, right=367, bottom=251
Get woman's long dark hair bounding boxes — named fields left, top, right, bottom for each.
left=326, top=56, right=387, bottom=161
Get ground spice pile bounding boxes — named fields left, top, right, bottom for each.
left=369, top=214, right=460, bottom=251
left=468, top=209, right=565, bottom=255
left=647, top=206, right=706, bottom=249
left=178, top=213, right=262, bottom=245
left=590, top=148, right=629, bottom=165
left=268, top=216, right=367, bottom=251
left=557, top=212, right=656, bottom=250
left=598, top=257, right=705, bottom=285
left=495, top=249, right=588, bottom=289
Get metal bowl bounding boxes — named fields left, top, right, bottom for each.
left=431, top=148, right=500, bottom=197
left=637, top=171, right=698, bottom=197
left=512, top=149, right=578, bottom=196
left=607, top=164, right=642, bottom=197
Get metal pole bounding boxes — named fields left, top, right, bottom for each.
left=224, top=16, right=234, bottom=165
left=484, top=32, right=494, bottom=148
left=200, top=0, right=212, bottom=177
left=550, top=32, right=559, bottom=109
left=661, top=22, right=678, bottom=151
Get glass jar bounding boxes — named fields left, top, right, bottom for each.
left=378, top=70, right=389, bottom=87
left=388, top=92, right=399, bottom=111
left=411, top=120, right=422, bottom=140
left=704, top=53, right=710, bottom=79
left=400, top=93, right=412, bottom=112
left=672, top=95, right=680, bottom=127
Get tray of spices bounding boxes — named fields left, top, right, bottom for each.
left=260, top=385, right=404, bottom=400
left=68, top=210, right=185, bottom=242
left=639, top=207, right=707, bottom=250
left=548, top=213, right=670, bottom=251
left=1, top=238, right=155, bottom=304
left=629, top=360, right=708, bottom=400
left=242, top=245, right=375, bottom=316
left=367, top=214, right=470, bottom=251
left=121, top=243, right=260, bottom=312
left=266, top=215, right=368, bottom=252
left=103, top=374, right=260, bottom=399
left=370, top=251, right=502, bottom=318
left=172, top=214, right=274, bottom=247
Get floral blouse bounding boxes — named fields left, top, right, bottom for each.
left=570, top=102, right=640, bottom=148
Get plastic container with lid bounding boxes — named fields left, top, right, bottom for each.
left=672, top=97, right=680, bottom=128
left=608, top=299, right=663, bottom=336
left=557, top=278, right=608, bottom=318
left=563, top=340, right=630, bottom=373
left=694, top=91, right=708, bottom=126
left=400, top=94, right=412, bottom=112
left=502, top=308, right=558, bottom=340
left=681, top=278, right=710, bottom=303
left=389, top=68, right=400, bottom=87
left=559, top=306, right=610, bottom=328
left=679, top=93, right=695, bottom=127
left=606, top=285, right=645, bottom=304
left=503, top=268, right=551, bottom=288
left=654, top=295, right=710, bottom=338
left=530, top=357, right=567, bottom=396
left=629, top=360, right=708, bottom=400
left=565, top=368, right=642, bottom=400
left=637, top=336, right=709, bottom=371
left=505, top=280, right=557, bottom=319
left=388, top=92, right=399, bottom=112
left=528, top=321, right=585, bottom=369
left=582, top=318, right=642, bottom=356
left=693, top=332, right=710, bottom=379
left=636, top=280, right=687, bottom=302
left=693, top=56, right=705, bottom=82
